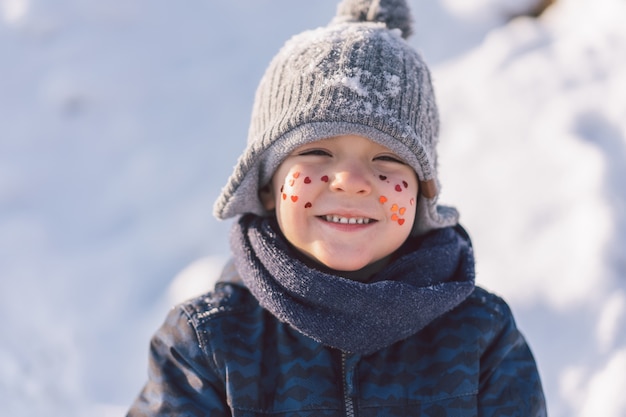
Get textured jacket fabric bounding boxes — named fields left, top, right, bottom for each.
left=128, top=278, right=546, bottom=416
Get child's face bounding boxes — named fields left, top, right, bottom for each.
left=261, top=134, right=419, bottom=274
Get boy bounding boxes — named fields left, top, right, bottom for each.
left=128, top=0, right=547, bottom=415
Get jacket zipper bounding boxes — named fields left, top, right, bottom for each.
left=341, top=352, right=356, bottom=417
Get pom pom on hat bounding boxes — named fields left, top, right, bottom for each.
left=213, top=0, right=459, bottom=235
left=334, top=0, right=413, bottom=39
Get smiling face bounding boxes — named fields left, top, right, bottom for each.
left=260, top=134, right=419, bottom=275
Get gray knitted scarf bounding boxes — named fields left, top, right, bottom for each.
left=230, top=214, right=476, bottom=355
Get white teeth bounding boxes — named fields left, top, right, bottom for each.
left=324, top=215, right=371, bottom=224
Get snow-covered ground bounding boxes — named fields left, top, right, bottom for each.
left=1, top=0, right=624, bottom=416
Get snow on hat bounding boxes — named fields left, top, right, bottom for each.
left=213, top=0, right=458, bottom=235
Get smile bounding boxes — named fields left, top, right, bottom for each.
left=322, top=215, right=372, bottom=225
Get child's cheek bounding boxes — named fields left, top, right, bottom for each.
left=279, top=169, right=323, bottom=209
left=377, top=176, right=417, bottom=227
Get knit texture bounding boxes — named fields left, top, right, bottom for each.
left=230, top=214, right=476, bottom=355
left=214, top=0, right=459, bottom=235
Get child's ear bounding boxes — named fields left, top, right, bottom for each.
left=259, top=184, right=276, bottom=210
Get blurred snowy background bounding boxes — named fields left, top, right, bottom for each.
left=1, top=0, right=625, bottom=415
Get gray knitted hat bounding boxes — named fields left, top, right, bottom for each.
left=213, top=0, right=458, bottom=235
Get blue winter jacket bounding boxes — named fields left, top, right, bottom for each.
left=128, top=268, right=546, bottom=416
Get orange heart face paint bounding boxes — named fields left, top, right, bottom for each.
left=378, top=175, right=417, bottom=226
left=276, top=170, right=325, bottom=207
left=388, top=201, right=408, bottom=225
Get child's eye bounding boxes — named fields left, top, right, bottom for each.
left=298, top=149, right=331, bottom=157
left=374, top=155, right=405, bottom=164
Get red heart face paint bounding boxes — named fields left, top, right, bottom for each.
left=321, top=175, right=329, bottom=182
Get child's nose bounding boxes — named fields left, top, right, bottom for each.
left=330, top=163, right=372, bottom=195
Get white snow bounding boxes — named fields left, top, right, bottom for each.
left=596, top=292, right=626, bottom=353
left=567, top=348, right=626, bottom=417
left=1, top=0, right=624, bottom=416
left=333, top=69, right=371, bottom=97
